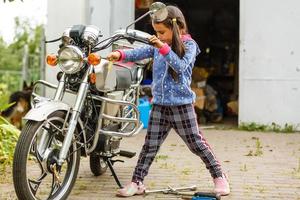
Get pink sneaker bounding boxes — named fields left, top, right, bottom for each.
left=116, top=182, right=146, bottom=197
left=213, top=174, right=230, bottom=196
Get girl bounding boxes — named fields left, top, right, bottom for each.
left=107, top=5, right=230, bottom=197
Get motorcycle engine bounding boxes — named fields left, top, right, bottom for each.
left=97, top=123, right=121, bottom=154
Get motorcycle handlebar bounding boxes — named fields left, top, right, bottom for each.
left=126, top=32, right=151, bottom=45
left=93, top=32, right=151, bottom=52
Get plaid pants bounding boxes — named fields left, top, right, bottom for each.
left=132, top=104, right=223, bottom=183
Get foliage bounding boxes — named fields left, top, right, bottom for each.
left=0, top=83, right=15, bottom=117
left=238, top=122, right=297, bottom=133
left=238, top=122, right=268, bottom=132
left=0, top=37, right=20, bottom=71
left=0, top=83, right=10, bottom=109
left=0, top=83, right=20, bottom=171
left=0, top=17, right=43, bottom=92
left=0, top=116, right=20, bottom=171
left=0, top=15, right=43, bottom=171
left=0, top=18, right=43, bottom=71
left=12, top=18, right=43, bottom=56
left=0, top=72, right=22, bottom=93
left=245, top=137, right=263, bottom=157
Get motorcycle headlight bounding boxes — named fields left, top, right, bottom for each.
left=58, top=45, right=84, bottom=74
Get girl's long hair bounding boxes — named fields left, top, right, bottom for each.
left=153, top=5, right=188, bottom=81
left=153, top=5, right=188, bottom=58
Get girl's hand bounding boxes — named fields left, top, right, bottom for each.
left=107, top=51, right=121, bottom=61
left=148, top=35, right=164, bottom=48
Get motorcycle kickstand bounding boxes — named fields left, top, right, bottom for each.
left=106, top=158, right=124, bottom=188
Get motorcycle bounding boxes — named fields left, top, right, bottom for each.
left=12, top=2, right=168, bottom=200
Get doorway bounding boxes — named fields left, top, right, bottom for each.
left=135, top=0, right=239, bottom=126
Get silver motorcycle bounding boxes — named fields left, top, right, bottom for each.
left=12, top=2, right=168, bottom=200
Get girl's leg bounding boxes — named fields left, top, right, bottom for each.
left=169, top=104, right=223, bottom=178
left=132, top=105, right=171, bottom=183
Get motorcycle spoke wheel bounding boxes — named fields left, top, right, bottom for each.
left=89, top=153, right=108, bottom=176
left=28, top=171, right=48, bottom=196
left=13, top=111, right=81, bottom=200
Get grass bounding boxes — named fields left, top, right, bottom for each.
left=257, top=186, right=266, bottom=193
left=181, top=168, right=192, bottom=175
left=240, top=164, right=248, bottom=172
left=0, top=117, right=20, bottom=172
left=245, top=137, right=263, bottom=157
left=254, top=138, right=263, bottom=156
left=238, top=122, right=298, bottom=133
left=206, top=120, right=299, bottom=133
left=292, top=158, right=300, bottom=179
left=159, top=162, right=175, bottom=170
left=0, top=168, right=13, bottom=184
left=154, top=155, right=169, bottom=162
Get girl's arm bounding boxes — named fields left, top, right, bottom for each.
left=117, top=45, right=155, bottom=62
left=160, top=40, right=200, bottom=73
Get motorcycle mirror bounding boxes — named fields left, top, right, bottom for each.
left=125, top=2, right=167, bottom=33
left=149, top=2, right=168, bottom=22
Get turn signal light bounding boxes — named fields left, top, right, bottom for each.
left=89, top=73, right=96, bottom=84
left=46, top=54, right=58, bottom=66
left=88, top=53, right=101, bottom=66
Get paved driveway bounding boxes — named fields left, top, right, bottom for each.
left=1, top=129, right=300, bottom=199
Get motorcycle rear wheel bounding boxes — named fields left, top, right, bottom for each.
left=13, top=111, right=81, bottom=200
left=89, top=152, right=108, bottom=176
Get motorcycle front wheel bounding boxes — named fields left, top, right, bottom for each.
left=13, top=111, right=81, bottom=200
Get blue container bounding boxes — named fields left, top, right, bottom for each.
left=141, top=79, right=152, bottom=85
left=138, top=98, right=151, bottom=129
left=192, top=197, right=217, bottom=200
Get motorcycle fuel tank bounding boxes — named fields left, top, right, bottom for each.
left=94, top=59, right=117, bottom=92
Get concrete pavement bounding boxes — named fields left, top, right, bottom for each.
left=1, top=129, right=300, bottom=199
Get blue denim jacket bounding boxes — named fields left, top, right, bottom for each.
left=121, top=37, right=200, bottom=106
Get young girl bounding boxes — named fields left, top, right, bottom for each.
left=107, top=5, right=230, bottom=197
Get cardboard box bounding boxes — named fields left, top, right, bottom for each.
left=192, top=67, right=209, bottom=82
left=192, top=88, right=205, bottom=110
left=136, top=0, right=153, bottom=9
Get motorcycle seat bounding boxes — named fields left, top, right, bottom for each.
left=114, top=62, right=139, bottom=90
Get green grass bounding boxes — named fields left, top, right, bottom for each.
left=0, top=116, right=20, bottom=171
left=181, top=168, right=192, bottom=175
left=154, top=154, right=169, bottom=162
left=292, top=158, right=300, bottom=179
left=245, top=137, right=263, bottom=157
left=238, top=122, right=298, bottom=133
left=240, top=164, right=248, bottom=172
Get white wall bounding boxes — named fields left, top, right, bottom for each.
left=45, top=0, right=134, bottom=98
left=89, top=0, right=134, bottom=57
left=239, top=0, right=300, bottom=127
left=45, top=0, right=88, bottom=98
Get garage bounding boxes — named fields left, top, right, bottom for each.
left=135, top=0, right=240, bottom=125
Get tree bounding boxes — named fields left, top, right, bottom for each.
left=0, top=37, right=20, bottom=70
left=0, top=17, right=43, bottom=71
left=0, top=17, right=43, bottom=91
